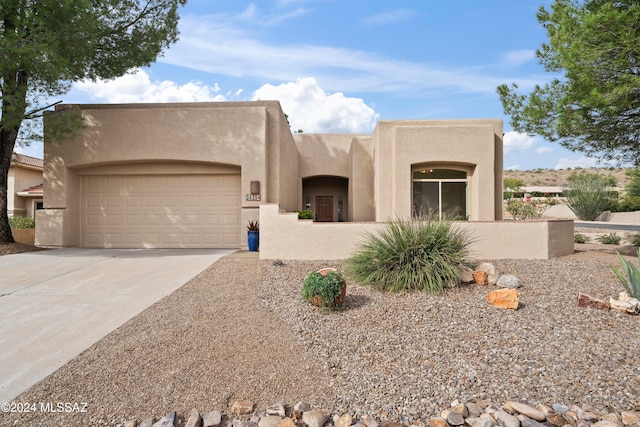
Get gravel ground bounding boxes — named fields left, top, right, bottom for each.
left=2, top=249, right=639, bottom=426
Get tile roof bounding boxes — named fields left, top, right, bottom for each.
left=19, top=183, right=44, bottom=195
left=11, top=152, right=43, bottom=169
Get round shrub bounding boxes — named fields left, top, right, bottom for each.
left=347, top=218, right=472, bottom=294
left=301, top=270, right=345, bottom=310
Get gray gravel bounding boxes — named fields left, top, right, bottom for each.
left=2, top=251, right=639, bottom=426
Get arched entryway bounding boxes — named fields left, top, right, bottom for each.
left=302, top=176, right=349, bottom=222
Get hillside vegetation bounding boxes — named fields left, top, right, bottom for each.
left=504, top=167, right=631, bottom=190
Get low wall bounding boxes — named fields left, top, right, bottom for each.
left=260, top=204, right=574, bottom=260
left=12, top=228, right=35, bottom=245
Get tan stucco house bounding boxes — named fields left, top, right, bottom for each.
left=8, top=152, right=44, bottom=218
left=37, top=101, right=573, bottom=258
left=37, top=101, right=501, bottom=247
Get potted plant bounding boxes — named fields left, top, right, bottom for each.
left=301, top=268, right=347, bottom=310
left=247, top=220, right=259, bottom=251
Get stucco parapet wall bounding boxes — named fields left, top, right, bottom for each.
left=259, top=204, right=574, bottom=260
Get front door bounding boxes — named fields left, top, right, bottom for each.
left=315, top=196, right=333, bottom=222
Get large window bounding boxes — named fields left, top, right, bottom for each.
left=412, top=168, right=467, bottom=220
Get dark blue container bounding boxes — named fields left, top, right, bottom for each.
left=248, top=231, right=259, bottom=251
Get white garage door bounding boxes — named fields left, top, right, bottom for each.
left=80, top=174, right=241, bottom=248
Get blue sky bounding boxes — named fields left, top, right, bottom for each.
left=16, top=0, right=611, bottom=170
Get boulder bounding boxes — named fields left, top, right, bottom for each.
left=487, top=288, right=520, bottom=309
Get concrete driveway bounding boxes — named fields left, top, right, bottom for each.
left=0, top=248, right=234, bottom=403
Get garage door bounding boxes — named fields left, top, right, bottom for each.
left=80, top=174, right=241, bottom=248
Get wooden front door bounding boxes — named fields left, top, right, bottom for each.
left=315, top=196, right=333, bottom=222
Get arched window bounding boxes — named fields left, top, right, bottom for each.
left=412, top=168, right=468, bottom=220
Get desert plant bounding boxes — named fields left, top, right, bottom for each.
left=564, top=175, right=614, bottom=221
left=611, top=250, right=640, bottom=299
left=9, top=216, right=35, bottom=229
left=247, top=220, right=259, bottom=232
left=630, top=234, right=640, bottom=247
left=574, top=233, right=590, bottom=244
left=597, top=232, right=621, bottom=245
left=301, top=270, right=345, bottom=310
left=346, top=217, right=472, bottom=294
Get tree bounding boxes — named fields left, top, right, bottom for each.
left=503, top=177, right=525, bottom=191
left=498, top=0, right=640, bottom=166
left=0, top=0, right=187, bottom=244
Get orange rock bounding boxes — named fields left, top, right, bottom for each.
left=487, top=288, right=520, bottom=309
left=472, top=271, right=488, bottom=285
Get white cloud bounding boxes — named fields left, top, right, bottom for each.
left=502, top=49, right=536, bottom=67
left=73, top=69, right=227, bottom=103
left=252, top=77, right=379, bottom=133
left=503, top=131, right=536, bottom=154
left=361, top=9, right=415, bottom=27
left=506, top=164, right=521, bottom=171
left=161, top=14, right=541, bottom=95
left=554, top=156, right=613, bottom=170
left=535, top=146, right=553, bottom=154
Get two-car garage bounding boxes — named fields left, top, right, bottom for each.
left=79, top=173, right=241, bottom=248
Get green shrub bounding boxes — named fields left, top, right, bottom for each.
left=301, top=270, right=345, bottom=310
left=630, top=234, right=640, bottom=247
left=597, top=232, right=621, bottom=245
left=9, top=216, right=35, bottom=229
left=574, top=233, right=590, bottom=244
left=611, top=250, right=640, bottom=299
left=346, top=217, right=472, bottom=294
left=564, top=175, right=614, bottom=221
left=296, top=209, right=313, bottom=219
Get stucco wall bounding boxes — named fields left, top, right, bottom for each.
left=8, top=167, right=42, bottom=216
left=39, top=101, right=289, bottom=248
left=260, top=204, right=573, bottom=260
left=373, top=119, right=503, bottom=222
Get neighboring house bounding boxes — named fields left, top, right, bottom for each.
left=37, top=101, right=504, bottom=249
left=8, top=153, right=44, bottom=218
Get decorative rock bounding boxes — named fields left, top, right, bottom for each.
left=487, top=288, right=520, bottom=309
left=475, top=262, right=498, bottom=285
left=467, top=403, right=483, bottom=418
left=494, top=410, right=520, bottom=427
left=140, top=419, right=155, bottom=427
left=451, top=403, right=469, bottom=417
left=497, top=275, right=520, bottom=288
left=267, top=403, right=286, bottom=418
left=278, top=418, right=297, bottom=427
left=578, top=293, right=611, bottom=310
left=602, top=414, right=621, bottom=423
left=294, top=402, right=311, bottom=419
left=473, top=270, right=489, bottom=285
left=446, top=412, right=465, bottom=426
left=302, top=410, right=328, bottom=427
left=593, top=421, right=623, bottom=427
left=153, top=411, right=177, bottom=427
left=547, top=412, right=577, bottom=427
left=335, top=413, right=353, bottom=427
left=381, top=422, right=403, bottom=427
left=459, top=265, right=475, bottom=284
left=552, top=404, right=569, bottom=413
left=203, top=410, right=222, bottom=427
left=467, top=417, right=494, bottom=427
left=232, top=402, right=254, bottom=415
left=622, top=411, right=640, bottom=425
left=509, top=402, right=546, bottom=421
left=362, top=414, right=380, bottom=427
left=521, top=419, right=546, bottom=427
left=259, top=415, right=284, bottom=427
left=233, top=421, right=258, bottom=427
left=428, top=417, right=449, bottom=427
left=186, top=408, right=203, bottom=427
left=610, top=292, right=640, bottom=314
left=536, top=404, right=553, bottom=416
left=124, top=421, right=136, bottom=427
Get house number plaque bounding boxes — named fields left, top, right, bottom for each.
left=246, top=194, right=261, bottom=201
